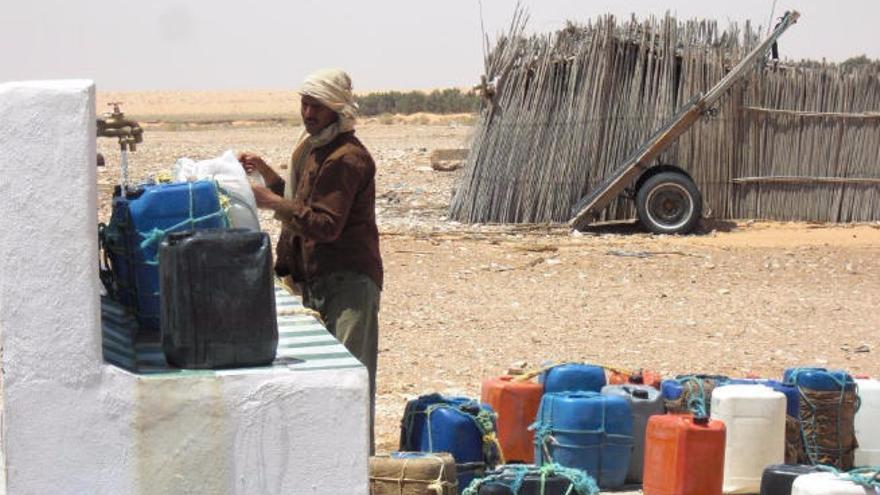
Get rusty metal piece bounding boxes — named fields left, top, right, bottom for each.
left=97, top=102, right=143, bottom=151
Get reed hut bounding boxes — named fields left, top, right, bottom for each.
left=449, top=13, right=880, bottom=231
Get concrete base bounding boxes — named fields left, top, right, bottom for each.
left=0, top=80, right=369, bottom=494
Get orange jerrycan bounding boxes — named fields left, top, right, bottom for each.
left=608, top=368, right=663, bottom=389
left=643, top=414, right=726, bottom=495
left=480, top=375, right=543, bottom=463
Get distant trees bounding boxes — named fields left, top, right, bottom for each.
left=357, top=89, right=480, bottom=116
left=841, top=55, right=880, bottom=72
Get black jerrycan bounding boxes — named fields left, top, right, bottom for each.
left=760, top=464, right=822, bottom=495
left=159, top=228, right=278, bottom=369
left=478, top=470, right=577, bottom=495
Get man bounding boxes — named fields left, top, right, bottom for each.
left=241, top=69, right=382, bottom=452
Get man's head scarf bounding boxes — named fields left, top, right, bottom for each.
left=299, top=68, right=359, bottom=133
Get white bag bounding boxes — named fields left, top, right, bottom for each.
left=173, top=149, right=260, bottom=230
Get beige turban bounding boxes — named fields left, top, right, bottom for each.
left=299, top=68, right=359, bottom=133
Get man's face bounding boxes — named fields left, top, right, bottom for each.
left=301, top=95, right=338, bottom=135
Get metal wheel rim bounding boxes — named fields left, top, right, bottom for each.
left=645, top=182, right=693, bottom=231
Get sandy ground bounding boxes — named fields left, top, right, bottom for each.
left=97, top=112, right=880, bottom=493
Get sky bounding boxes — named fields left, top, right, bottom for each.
left=2, top=0, right=879, bottom=92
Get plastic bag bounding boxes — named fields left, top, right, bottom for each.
left=173, top=149, right=260, bottom=230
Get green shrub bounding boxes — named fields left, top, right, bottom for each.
left=357, top=88, right=480, bottom=116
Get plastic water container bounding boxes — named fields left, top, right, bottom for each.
left=105, top=180, right=225, bottom=332
left=471, top=464, right=593, bottom=495
left=643, top=414, right=726, bottom=495
left=608, top=368, right=663, bottom=389
left=723, top=378, right=775, bottom=388
left=159, top=229, right=278, bottom=369
left=855, top=378, right=880, bottom=466
left=663, top=375, right=729, bottom=415
left=601, top=384, right=664, bottom=484
left=718, top=378, right=801, bottom=464
left=481, top=375, right=543, bottom=463
left=662, top=379, right=685, bottom=400
left=400, top=394, right=501, bottom=488
left=791, top=472, right=880, bottom=495
left=784, top=367, right=858, bottom=469
left=370, top=452, right=458, bottom=495
left=532, top=391, right=632, bottom=489
left=760, top=464, right=822, bottom=495
left=766, top=380, right=800, bottom=419
left=783, top=368, right=857, bottom=391
left=718, top=379, right=800, bottom=419
left=711, top=385, right=786, bottom=494
left=541, top=364, right=607, bottom=394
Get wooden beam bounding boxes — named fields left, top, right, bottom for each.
left=742, top=107, right=880, bottom=120
left=732, top=176, right=880, bottom=185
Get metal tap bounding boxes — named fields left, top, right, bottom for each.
left=97, top=102, right=143, bottom=152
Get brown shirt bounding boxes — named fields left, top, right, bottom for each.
left=272, top=131, right=383, bottom=289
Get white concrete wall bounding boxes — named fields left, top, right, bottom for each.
left=0, top=80, right=369, bottom=494
left=133, top=369, right=368, bottom=494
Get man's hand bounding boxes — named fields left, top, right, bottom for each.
left=251, top=184, right=284, bottom=210
left=239, top=152, right=270, bottom=175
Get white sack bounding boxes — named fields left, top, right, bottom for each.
left=173, top=149, right=260, bottom=230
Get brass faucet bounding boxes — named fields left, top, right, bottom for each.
left=97, top=102, right=143, bottom=151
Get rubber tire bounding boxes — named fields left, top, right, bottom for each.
left=636, top=171, right=702, bottom=235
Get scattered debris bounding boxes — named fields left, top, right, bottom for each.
left=513, top=243, right=559, bottom=253
left=607, top=249, right=699, bottom=258
left=430, top=148, right=468, bottom=172
left=507, top=361, right=528, bottom=375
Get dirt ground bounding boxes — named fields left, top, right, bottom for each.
left=98, top=116, right=880, bottom=493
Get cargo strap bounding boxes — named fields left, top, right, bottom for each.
left=137, top=181, right=228, bottom=265
left=784, top=368, right=860, bottom=467
left=461, top=463, right=599, bottom=495
left=370, top=454, right=458, bottom=495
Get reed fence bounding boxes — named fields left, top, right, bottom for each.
left=449, top=13, right=880, bottom=224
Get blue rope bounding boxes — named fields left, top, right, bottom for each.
left=400, top=395, right=501, bottom=469
left=784, top=368, right=858, bottom=466
left=530, top=392, right=633, bottom=482
left=816, top=465, right=880, bottom=488
left=674, top=375, right=728, bottom=418
left=462, top=463, right=599, bottom=495
left=676, top=375, right=709, bottom=418
left=137, top=181, right=227, bottom=266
